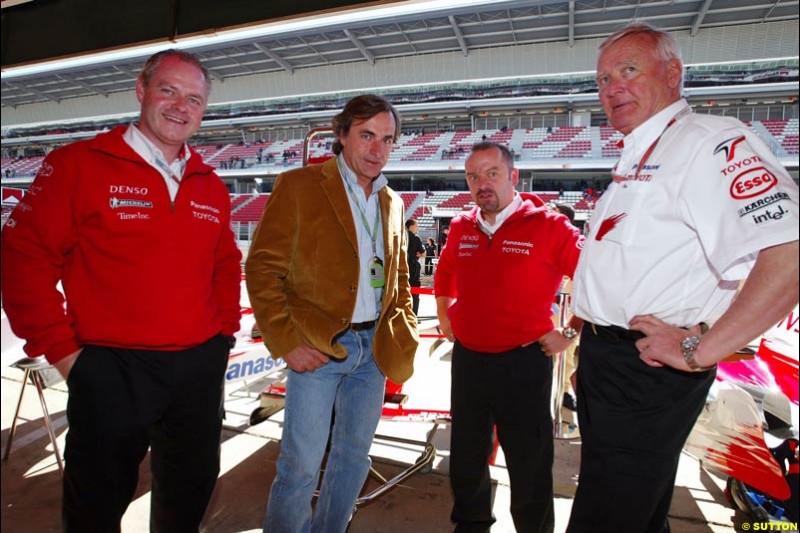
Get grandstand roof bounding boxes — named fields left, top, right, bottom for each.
left=2, top=0, right=797, bottom=109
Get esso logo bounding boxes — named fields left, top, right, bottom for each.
left=729, top=167, right=778, bottom=200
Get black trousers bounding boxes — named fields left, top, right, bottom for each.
left=450, top=341, right=555, bottom=533
left=424, top=257, right=434, bottom=276
left=410, top=282, right=421, bottom=316
left=566, top=326, right=715, bottom=533
left=62, top=335, right=229, bottom=533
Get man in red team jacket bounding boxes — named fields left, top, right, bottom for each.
left=1, top=50, right=241, bottom=532
left=435, top=142, right=584, bottom=533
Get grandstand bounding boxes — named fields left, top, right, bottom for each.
left=229, top=187, right=604, bottom=236
left=1, top=156, right=44, bottom=178
left=5, top=120, right=795, bottom=180
left=230, top=194, right=270, bottom=223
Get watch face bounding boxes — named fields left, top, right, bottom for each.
left=681, top=336, right=700, bottom=351
left=563, top=328, right=577, bottom=340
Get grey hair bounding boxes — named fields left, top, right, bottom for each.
left=600, top=23, right=684, bottom=89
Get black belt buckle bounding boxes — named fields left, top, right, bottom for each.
left=350, top=320, right=375, bottom=331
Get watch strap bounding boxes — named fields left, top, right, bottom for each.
left=681, top=335, right=711, bottom=372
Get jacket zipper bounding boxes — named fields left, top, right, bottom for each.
left=475, top=209, right=533, bottom=250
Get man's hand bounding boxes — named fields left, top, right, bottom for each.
left=630, top=315, right=702, bottom=370
left=437, top=315, right=455, bottom=342
left=536, top=329, right=574, bottom=357
left=53, top=348, right=82, bottom=379
left=283, top=344, right=329, bottom=373
left=436, top=296, right=456, bottom=342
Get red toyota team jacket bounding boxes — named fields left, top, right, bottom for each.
left=1, top=126, right=242, bottom=364
left=434, top=193, right=584, bottom=353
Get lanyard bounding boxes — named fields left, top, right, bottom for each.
left=154, top=157, right=183, bottom=187
left=343, top=177, right=381, bottom=256
left=611, top=107, right=690, bottom=183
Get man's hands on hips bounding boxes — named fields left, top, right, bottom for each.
left=53, top=348, right=82, bottom=379
left=630, top=314, right=703, bottom=370
left=536, top=329, right=574, bottom=357
left=284, top=344, right=329, bottom=372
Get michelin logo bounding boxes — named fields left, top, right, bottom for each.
left=110, top=197, right=153, bottom=209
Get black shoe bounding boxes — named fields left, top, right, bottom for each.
left=563, top=392, right=577, bottom=411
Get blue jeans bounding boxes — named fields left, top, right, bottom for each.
left=263, top=327, right=386, bottom=533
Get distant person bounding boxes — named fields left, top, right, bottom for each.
left=568, top=23, right=799, bottom=532
left=424, top=237, right=437, bottom=276
left=246, top=94, right=418, bottom=533
left=439, top=225, right=450, bottom=254
left=1, top=49, right=241, bottom=532
left=436, top=142, right=584, bottom=532
left=552, top=203, right=575, bottom=224
left=406, top=218, right=425, bottom=315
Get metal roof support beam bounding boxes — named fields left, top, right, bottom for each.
left=396, top=24, right=418, bottom=54
left=191, top=52, right=225, bottom=82
left=56, top=74, right=109, bottom=97
left=344, top=29, right=375, bottom=66
left=568, top=1, right=575, bottom=46
left=255, top=43, right=294, bottom=74
left=761, top=0, right=781, bottom=22
left=224, top=47, right=257, bottom=75
left=5, top=81, right=60, bottom=104
left=298, top=36, right=331, bottom=64
left=449, top=16, right=469, bottom=56
left=205, top=68, right=224, bottom=83
left=114, top=64, right=139, bottom=80
left=507, top=10, right=519, bottom=44
left=691, top=0, right=714, bottom=36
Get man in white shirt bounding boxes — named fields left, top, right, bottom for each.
left=569, top=24, right=799, bottom=532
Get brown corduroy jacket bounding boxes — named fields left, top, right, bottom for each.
left=245, top=158, right=418, bottom=383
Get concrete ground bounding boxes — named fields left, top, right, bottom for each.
left=1, top=342, right=745, bottom=533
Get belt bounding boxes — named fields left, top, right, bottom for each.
left=589, top=322, right=646, bottom=342
left=350, top=320, right=376, bottom=332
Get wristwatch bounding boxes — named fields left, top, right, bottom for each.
left=562, top=327, right=578, bottom=341
left=681, top=335, right=710, bottom=372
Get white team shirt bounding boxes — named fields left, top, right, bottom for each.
left=573, top=99, right=799, bottom=328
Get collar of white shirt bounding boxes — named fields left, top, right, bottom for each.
left=619, top=99, right=690, bottom=162
left=123, top=124, right=191, bottom=180
left=477, top=192, right=523, bottom=236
